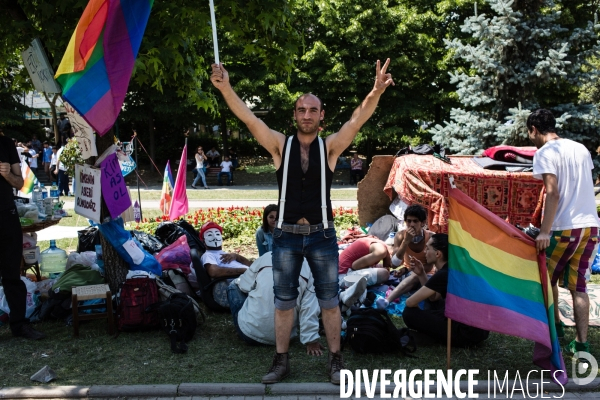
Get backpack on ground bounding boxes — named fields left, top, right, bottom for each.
left=162, top=269, right=197, bottom=298
left=148, top=293, right=198, bottom=354
left=155, top=278, right=205, bottom=321
left=344, top=308, right=416, bottom=355
left=368, top=215, right=399, bottom=241
left=116, top=276, right=159, bottom=331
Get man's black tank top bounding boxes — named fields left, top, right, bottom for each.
left=275, top=135, right=334, bottom=225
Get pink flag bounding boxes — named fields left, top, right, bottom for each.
left=169, top=144, right=188, bottom=221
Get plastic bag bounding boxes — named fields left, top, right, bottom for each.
left=131, top=231, right=165, bottom=254
left=23, top=233, right=37, bottom=249
left=98, top=218, right=162, bottom=276
left=66, top=251, right=99, bottom=271
left=77, top=227, right=101, bottom=253
left=155, top=235, right=192, bottom=274
left=592, top=251, right=600, bottom=274
left=0, top=276, right=39, bottom=318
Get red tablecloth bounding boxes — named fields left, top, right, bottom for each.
left=383, top=155, right=543, bottom=232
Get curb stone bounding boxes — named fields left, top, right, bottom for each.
left=178, top=383, right=265, bottom=396
left=0, top=379, right=599, bottom=398
left=88, top=384, right=178, bottom=398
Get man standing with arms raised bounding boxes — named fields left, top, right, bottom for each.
left=211, top=59, right=393, bottom=384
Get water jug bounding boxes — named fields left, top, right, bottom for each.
left=40, top=240, right=67, bottom=279
left=50, top=182, right=59, bottom=198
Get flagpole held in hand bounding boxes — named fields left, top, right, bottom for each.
left=209, top=0, right=220, bottom=64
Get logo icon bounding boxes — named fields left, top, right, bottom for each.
left=572, top=351, right=598, bottom=385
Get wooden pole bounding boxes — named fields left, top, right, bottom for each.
left=447, top=318, right=452, bottom=370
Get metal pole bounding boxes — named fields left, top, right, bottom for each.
left=134, top=132, right=142, bottom=221
left=447, top=318, right=452, bottom=370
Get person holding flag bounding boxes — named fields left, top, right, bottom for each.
left=211, top=59, right=394, bottom=385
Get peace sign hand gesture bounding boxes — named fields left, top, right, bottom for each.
left=373, top=58, right=395, bottom=93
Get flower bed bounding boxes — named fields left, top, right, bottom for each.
left=132, top=206, right=359, bottom=240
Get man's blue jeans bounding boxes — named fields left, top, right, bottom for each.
left=218, top=171, right=232, bottom=185
left=226, top=282, right=262, bottom=345
left=272, top=225, right=339, bottom=310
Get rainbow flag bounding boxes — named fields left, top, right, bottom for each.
left=446, top=187, right=567, bottom=385
left=159, top=160, right=174, bottom=216
left=169, top=145, right=188, bottom=221
left=18, top=162, right=38, bottom=198
left=55, top=0, right=153, bottom=135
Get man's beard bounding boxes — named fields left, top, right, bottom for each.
left=296, top=120, right=320, bottom=135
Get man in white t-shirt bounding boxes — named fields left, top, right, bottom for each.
left=218, top=155, right=234, bottom=186
left=528, top=109, right=600, bottom=356
left=53, top=145, right=70, bottom=196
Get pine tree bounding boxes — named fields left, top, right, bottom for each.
left=430, top=0, right=600, bottom=173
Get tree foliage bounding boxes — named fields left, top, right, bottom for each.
left=430, top=0, right=600, bottom=173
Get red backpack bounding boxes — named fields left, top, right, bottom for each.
left=116, top=276, right=159, bottom=331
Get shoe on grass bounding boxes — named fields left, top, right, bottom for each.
left=566, top=339, right=590, bottom=355
left=555, top=320, right=565, bottom=339
left=328, top=351, right=345, bottom=385
left=340, top=277, right=367, bottom=310
left=261, top=352, right=290, bottom=384
left=13, top=324, right=46, bottom=340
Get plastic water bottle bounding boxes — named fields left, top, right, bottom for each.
left=385, top=231, right=396, bottom=245
left=32, top=184, right=42, bottom=202
left=40, top=240, right=67, bottom=279
left=50, top=182, right=59, bottom=198
left=40, top=183, right=48, bottom=199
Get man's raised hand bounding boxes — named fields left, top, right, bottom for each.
left=210, top=63, right=229, bottom=90
left=373, top=58, right=395, bottom=93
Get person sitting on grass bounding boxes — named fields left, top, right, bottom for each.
left=403, top=233, right=489, bottom=347
left=376, top=204, right=435, bottom=309
left=200, top=222, right=250, bottom=279
left=338, top=237, right=390, bottom=287
left=256, top=204, right=278, bottom=256
left=227, top=252, right=324, bottom=356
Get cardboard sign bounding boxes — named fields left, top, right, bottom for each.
left=21, top=38, right=61, bottom=94
left=74, top=164, right=101, bottom=223
left=64, top=102, right=97, bottom=159
left=101, top=153, right=132, bottom=218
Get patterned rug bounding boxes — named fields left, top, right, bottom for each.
left=384, top=155, right=544, bottom=232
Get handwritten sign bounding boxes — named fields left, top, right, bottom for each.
left=21, top=38, right=61, bottom=94
left=64, top=102, right=97, bottom=159
left=101, top=153, right=132, bottom=218
left=74, top=164, right=101, bottom=223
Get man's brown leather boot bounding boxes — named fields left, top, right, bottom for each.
left=328, top=351, right=344, bottom=385
left=261, top=352, right=290, bottom=384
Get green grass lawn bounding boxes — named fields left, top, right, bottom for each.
left=1, top=305, right=598, bottom=386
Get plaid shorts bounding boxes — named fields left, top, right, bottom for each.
left=546, top=227, right=599, bottom=293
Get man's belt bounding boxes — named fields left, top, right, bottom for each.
left=281, top=222, right=335, bottom=235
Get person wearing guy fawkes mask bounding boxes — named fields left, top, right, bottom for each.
left=199, top=221, right=251, bottom=279
left=376, top=204, right=436, bottom=310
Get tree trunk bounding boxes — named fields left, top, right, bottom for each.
left=148, top=112, right=155, bottom=162
left=96, top=129, right=129, bottom=293
left=43, top=93, right=60, bottom=144
left=221, top=112, right=229, bottom=157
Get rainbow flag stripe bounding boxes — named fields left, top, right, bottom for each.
left=19, top=162, right=38, bottom=196
left=159, top=160, right=174, bottom=216
left=55, top=0, right=153, bottom=135
left=446, top=187, right=567, bottom=385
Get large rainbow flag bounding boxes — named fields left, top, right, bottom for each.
left=55, top=0, right=153, bottom=135
left=159, top=160, right=174, bottom=216
left=446, top=186, right=567, bottom=385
